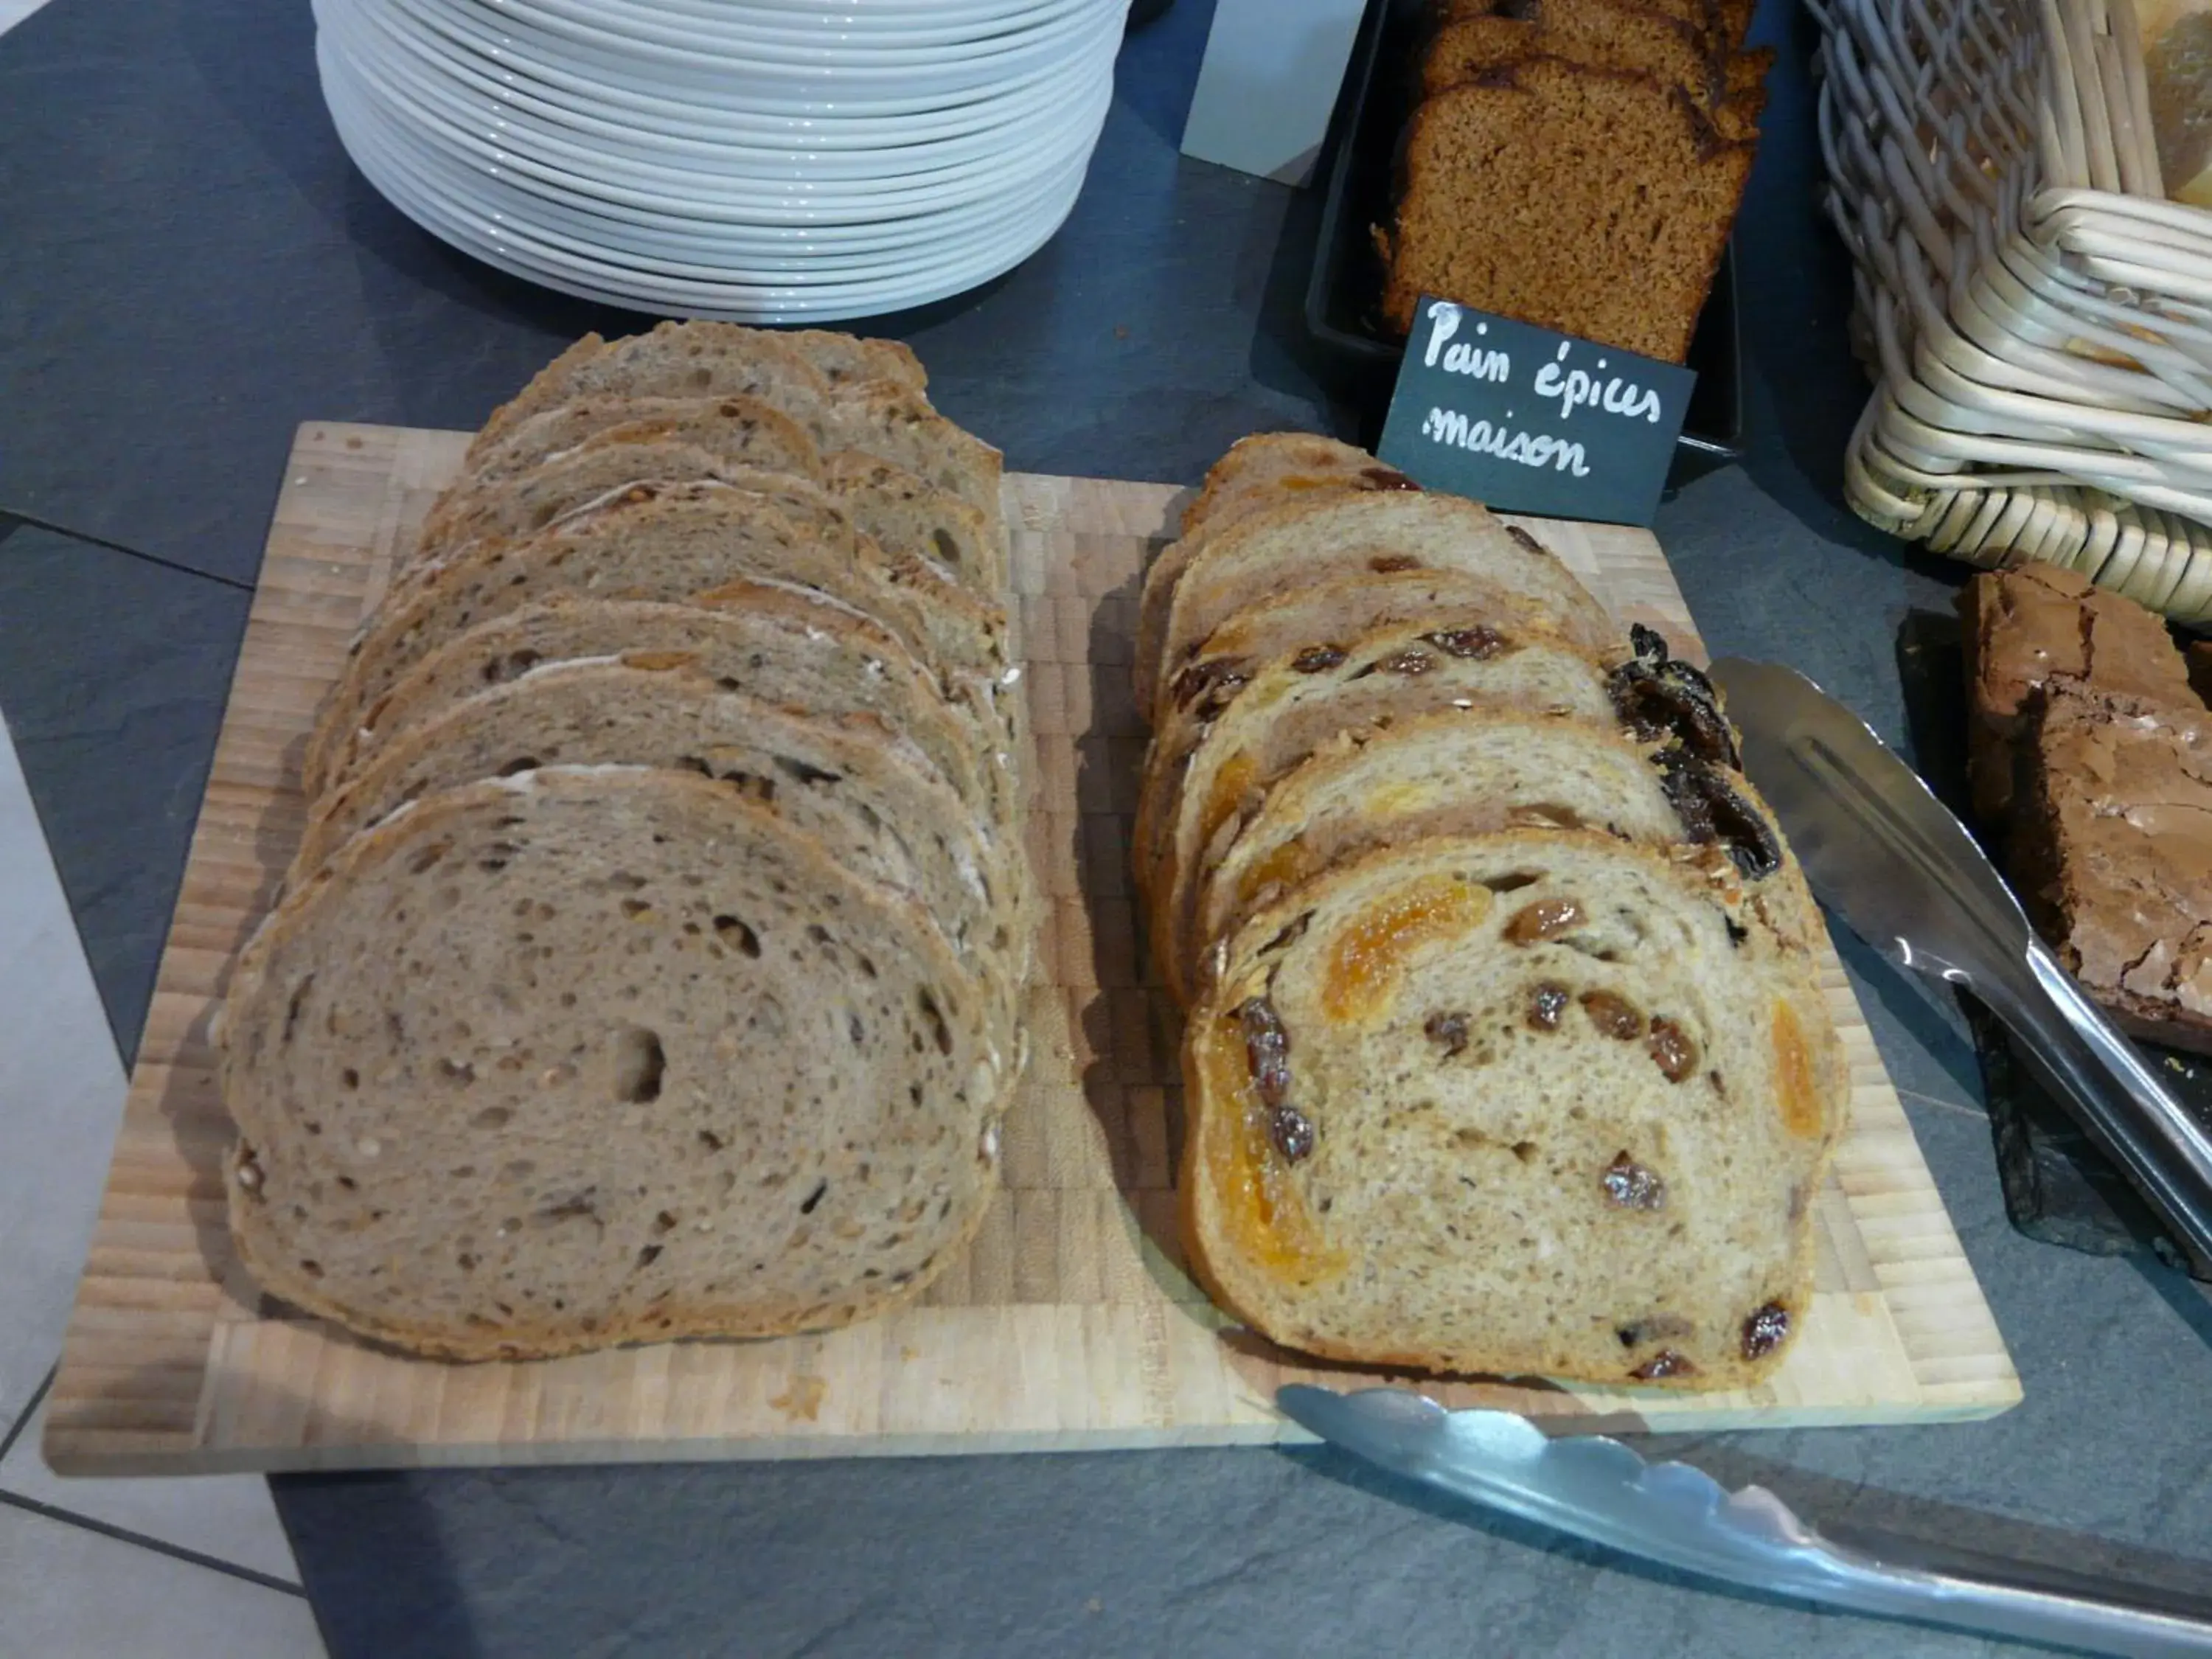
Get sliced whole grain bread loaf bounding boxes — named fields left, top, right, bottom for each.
left=326, top=592, right=997, bottom=824
left=288, top=662, right=1029, bottom=1006
left=1186, top=711, right=1684, bottom=989
left=1180, top=830, right=1846, bottom=1387
left=467, top=323, right=839, bottom=461
left=1149, top=492, right=1620, bottom=720
left=223, top=766, right=1007, bottom=1361
left=307, top=484, right=932, bottom=800
left=778, top=329, right=927, bottom=394
left=406, top=443, right=804, bottom=578
left=1138, top=619, right=1618, bottom=1000
left=461, top=397, right=825, bottom=498
left=1133, top=435, right=1425, bottom=724
left=801, top=387, right=1004, bottom=517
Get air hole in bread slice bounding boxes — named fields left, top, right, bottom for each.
left=613, top=1028, right=665, bottom=1103
left=714, top=915, right=762, bottom=957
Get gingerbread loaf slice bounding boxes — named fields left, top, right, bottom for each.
left=1381, top=57, right=1754, bottom=362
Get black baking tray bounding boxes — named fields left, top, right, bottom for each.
left=1304, top=0, right=1744, bottom=483
left=1893, top=610, right=2212, bottom=1281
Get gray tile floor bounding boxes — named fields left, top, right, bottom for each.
left=0, top=687, right=324, bottom=1648
left=0, top=15, right=315, bottom=1646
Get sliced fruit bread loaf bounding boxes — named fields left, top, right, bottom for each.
left=1134, top=434, right=1423, bottom=722
left=1137, top=619, right=1620, bottom=1000
left=225, top=767, right=1009, bottom=1362
left=1186, top=710, right=1685, bottom=986
left=1148, top=491, right=1621, bottom=719
left=1180, top=831, right=1848, bottom=1387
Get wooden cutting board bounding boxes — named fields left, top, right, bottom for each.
left=45, top=423, right=2021, bottom=1475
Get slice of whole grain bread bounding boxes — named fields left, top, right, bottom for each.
left=306, top=483, right=961, bottom=803
left=325, top=591, right=996, bottom=824
left=223, top=765, right=1010, bottom=1362
left=290, top=660, right=1032, bottom=1007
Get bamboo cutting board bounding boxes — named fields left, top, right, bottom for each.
left=46, top=422, right=2020, bottom=1475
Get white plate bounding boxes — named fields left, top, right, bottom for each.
left=331, top=66, right=1090, bottom=301
left=388, top=0, right=1122, bottom=119
left=494, top=0, right=1113, bottom=65
left=335, top=69, right=1096, bottom=274
left=338, top=49, right=1113, bottom=225
left=341, top=0, right=1120, bottom=150
left=330, top=17, right=1112, bottom=218
left=333, top=88, right=1091, bottom=319
left=330, top=0, right=1102, bottom=180
left=326, top=41, right=1098, bottom=269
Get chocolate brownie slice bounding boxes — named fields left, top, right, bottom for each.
left=2009, top=684, right=2212, bottom=1053
left=1959, top=564, right=2194, bottom=824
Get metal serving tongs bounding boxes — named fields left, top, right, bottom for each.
left=1276, top=1388, right=2212, bottom=1656
left=1704, top=657, right=2212, bottom=1270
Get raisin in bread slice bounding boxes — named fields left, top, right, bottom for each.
left=1136, top=616, right=1618, bottom=1000
left=288, top=661, right=1032, bottom=1009
left=224, top=766, right=1012, bottom=1362
left=1149, top=492, right=1621, bottom=720
left=326, top=593, right=997, bottom=827
left=1180, top=830, right=1848, bottom=1388
left=1133, top=434, right=1423, bottom=723
left=1186, top=711, right=1686, bottom=991
left=466, top=322, right=839, bottom=460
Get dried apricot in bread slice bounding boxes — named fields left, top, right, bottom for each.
left=1180, top=830, right=1847, bottom=1388
left=328, top=593, right=996, bottom=829
left=223, top=766, right=1010, bottom=1363
left=1136, top=613, right=1616, bottom=1000
left=1150, top=490, right=1620, bottom=721
left=465, top=322, right=838, bottom=461
left=288, top=661, right=1032, bottom=1016
left=1133, top=433, right=1422, bottom=723
left=306, top=482, right=950, bottom=803
left=1186, top=711, right=1686, bottom=989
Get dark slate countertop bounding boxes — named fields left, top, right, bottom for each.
left=4, top=0, right=2208, bottom=1653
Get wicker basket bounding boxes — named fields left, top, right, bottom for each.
left=1809, top=0, right=2212, bottom=622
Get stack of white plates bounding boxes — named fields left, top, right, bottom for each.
left=313, top=0, right=1129, bottom=320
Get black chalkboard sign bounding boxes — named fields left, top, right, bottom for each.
left=1375, top=296, right=1697, bottom=526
